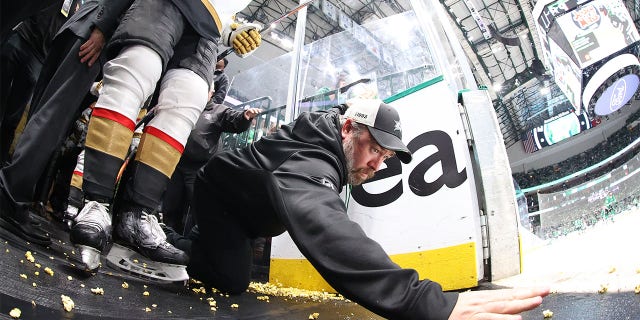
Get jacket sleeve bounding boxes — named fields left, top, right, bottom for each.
left=218, top=106, right=251, bottom=134
left=93, top=0, right=133, bottom=39
left=272, top=153, right=458, bottom=320
left=212, top=73, right=229, bottom=104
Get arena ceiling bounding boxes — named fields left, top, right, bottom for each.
left=237, top=0, right=640, bottom=148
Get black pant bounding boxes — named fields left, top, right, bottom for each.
left=161, top=161, right=199, bottom=233
left=0, top=32, right=43, bottom=164
left=0, top=31, right=100, bottom=206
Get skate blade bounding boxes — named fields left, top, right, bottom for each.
left=105, top=243, right=189, bottom=284
left=76, top=245, right=102, bottom=272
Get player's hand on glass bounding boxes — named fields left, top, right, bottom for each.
left=448, top=286, right=550, bottom=319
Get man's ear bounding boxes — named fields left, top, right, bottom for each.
left=341, top=118, right=353, bottom=140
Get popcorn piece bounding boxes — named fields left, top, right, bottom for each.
left=44, top=267, right=54, bottom=276
left=67, top=276, right=73, bottom=281
left=91, top=287, right=104, bottom=295
left=61, top=295, right=75, bottom=312
left=34, top=271, right=39, bottom=276
left=208, top=300, right=217, bottom=307
left=25, top=251, right=35, bottom=263
left=230, top=303, right=239, bottom=309
left=19, top=274, right=27, bottom=279
left=608, top=267, right=616, bottom=274
left=143, top=291, right=150, bottom=296
left=122, top=282, right=129, bottom=289
left=145, top=307, right=151, bottom=312
left=9, top=308, right=21, bottom=319
left=634, top=284, right=640, bottom=294
left=309, top=312, right=320, bottom=319
left=598, top=284, right=608, bottom=294
left=256, top=296, right=269, bottom=301
left=32, top=282, right=37, bottom=287
left=542, top=309, right=553, bottom=318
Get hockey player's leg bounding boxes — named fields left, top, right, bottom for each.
left=114, top=68, right=208, bottom=266
left=71, top=45, right=162, bottom=271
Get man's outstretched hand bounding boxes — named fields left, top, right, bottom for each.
left=79, top=27, right=105, bottom=67
left=449, top=287, right=550, bottom=319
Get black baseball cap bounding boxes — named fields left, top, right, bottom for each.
left=345, top=99, right=412, bottom=163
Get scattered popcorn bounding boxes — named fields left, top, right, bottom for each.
left=257, top=295, right=270, bottom=301
left=608, top=267, right=616, bottom=274
left=309, top=312, right=320, bottom=319
left=143, top=285, right=148, bottom=289
left=67, top=276, right=73, bottom=281
left=5, top=249, right=9, bottom=253
left=91, top=287, right=104, bottom=295
left=230, top=303, right=239, bottom=309
left=208, top=300, right=217, bottom=307
left=145, top=307, right=151, bottom=312
left=25, top=251, right=35, bottom=263
left=122, top=282, right=129, bottom=289
left=34, top=271, right=39, bottom=276
left=118, top=297, right=122, bottom=300
left=247, top=282, right=345, bottom=302
left=542, top=309, right=553, bottom=318
left=19, top=274, right=27, bottom=279
left=210, top=307, right=217, bottom=311
left=44, top=267, right=54, bottom=276
left=34, top=263, right=41, bottom=268
left=32, top=282, right=37, bottom=287
left=61, top=295, right=75, bottom=312
left=133, top=259, right=139, bottom=264
left=80, top=284, right=85, bottom=288
left=168, top=311, right=172, bottom=314
left=31, top=301, right=35, bottom=307
left=9, top=308, right=21, bottom=319
left=152, top=304, right=157, bottom=308
left=635, top=284, right=640, bottom=294
left=143, top=291, right=150, bottom=296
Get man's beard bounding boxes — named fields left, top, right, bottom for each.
left=343, top=134, right=375, bottom=185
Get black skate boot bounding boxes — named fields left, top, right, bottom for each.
left=0, top=187, right=51, bottom=245
left=70, top=200, right=112, bottom=271
left=115, top=206, right=189, bottom=266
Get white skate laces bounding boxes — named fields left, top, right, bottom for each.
left=140, top=212, right=168, bottom=248
left=65, top=204, right=79, bottom=221
left=118, top=209, right=167, bottom=249
left=75, top=201, right=112, bottom=232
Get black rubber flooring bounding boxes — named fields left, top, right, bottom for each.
left=1, top=212, right=639, bottom=319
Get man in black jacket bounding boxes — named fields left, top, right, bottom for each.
left=169, top=98, right=548, bottom=319
left=0, top=0, right=134, bottom=246
left=211, top=58, right=230, bottom=105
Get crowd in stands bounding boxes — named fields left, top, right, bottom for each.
left=514, top=105, right=640, bottom=195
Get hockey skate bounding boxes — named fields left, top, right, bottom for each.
left=108, top=206, right=189, bottom=283
left=69, top=201, right=112, bottom=272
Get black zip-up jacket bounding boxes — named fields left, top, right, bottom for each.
left=200, top=106, right=458, bottom=319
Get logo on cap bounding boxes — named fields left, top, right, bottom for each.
left=394, top=120, right=401, bottom=133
